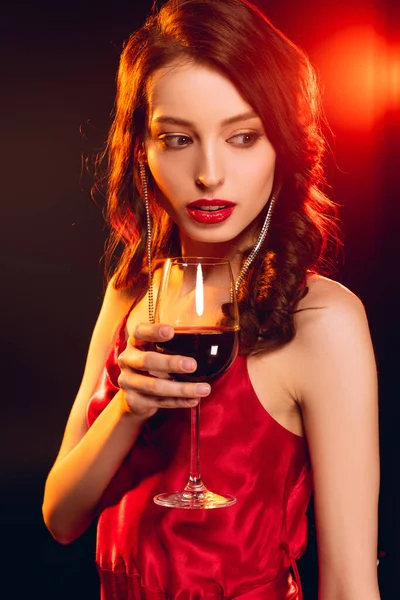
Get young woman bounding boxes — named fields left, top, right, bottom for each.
left=42, top=1, right=380, bottom=598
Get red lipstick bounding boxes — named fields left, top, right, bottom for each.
left=186, top=199, right=236, bottom=225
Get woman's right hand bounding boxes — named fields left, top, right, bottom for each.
left=117, top=323, right=211, bottom=420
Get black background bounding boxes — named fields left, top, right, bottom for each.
left=1, top=0, right=399, bottom=597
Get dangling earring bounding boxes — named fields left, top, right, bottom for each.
left=139, top=161, right=154, bottom=323
left=235, top=185, right=280, bottom=295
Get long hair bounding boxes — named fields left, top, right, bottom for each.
left=97, top=0, right=341, bottom=355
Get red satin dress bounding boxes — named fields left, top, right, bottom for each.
left=87, top=303, right=312, bottom=600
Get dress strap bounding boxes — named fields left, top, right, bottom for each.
left=280, top=542, right=303, bottom=600
left=289, top=554, right=303, bottom=600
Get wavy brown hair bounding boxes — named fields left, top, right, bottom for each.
left=97, top=0, right=341, bottom=355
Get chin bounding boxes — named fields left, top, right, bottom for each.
left=182, top=225, right=247, bottom=246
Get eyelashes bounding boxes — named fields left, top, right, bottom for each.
left=226, top=132, right=263, bottom=147
left=157, top=131, right=264, bottom=150
left=158, top=135, right=193, bottom=149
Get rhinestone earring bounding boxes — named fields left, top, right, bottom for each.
left=235, top=186, right=279, bottom=295
left=139, top=162, right=154, bottom=323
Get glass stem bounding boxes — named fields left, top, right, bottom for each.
left=186, top=402, right=205, bottom=491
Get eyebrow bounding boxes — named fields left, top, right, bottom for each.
left=151, top=110, right=260, bottom=128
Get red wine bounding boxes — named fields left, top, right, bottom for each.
left=156, top=328, right=239, bottom=382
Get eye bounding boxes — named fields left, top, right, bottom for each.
left=226, top=132, right=262, bottom=147
left=159, top=134, right=193, bottom=149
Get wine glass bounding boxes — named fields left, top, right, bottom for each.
left=153, top=257, right=240, bottom=509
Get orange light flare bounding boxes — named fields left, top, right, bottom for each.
left=316, top=24, right=400, bottom=130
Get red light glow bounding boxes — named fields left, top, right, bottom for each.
left=317, top=25, right=400, bottom=130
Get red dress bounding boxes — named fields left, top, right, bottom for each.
left=87, top=304, right=312, bottom=600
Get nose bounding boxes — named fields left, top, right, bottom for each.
left=194, top=145, right=225, bottom=191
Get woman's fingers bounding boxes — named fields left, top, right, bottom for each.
left=147, top=370, right=171, bottom=380
left=119, top=346, right=196, bottom=375
left=117, top=371, right=210, bottom=416
left=116, top=322, right=210, bottom=417
left=118, top=371, right=210, bottom=400
left=132, top=323, right=174, bottom=344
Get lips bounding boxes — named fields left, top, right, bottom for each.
left=186, top=199, right=236, bottom=224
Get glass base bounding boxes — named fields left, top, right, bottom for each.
left=154, top=487, right=236, bottom=509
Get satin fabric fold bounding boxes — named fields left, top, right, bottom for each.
left=87, top=303, right=312, bottom=599
left=97, top=569, right=299, bottom=599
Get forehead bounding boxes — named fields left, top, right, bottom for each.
left=146, top=60, right=255, bottom=124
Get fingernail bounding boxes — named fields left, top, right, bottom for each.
left=182, top=358, right=195, bottom=371
left=195, top=383, right=211, bottom=396
left=160, top=326, right=173, bottom=338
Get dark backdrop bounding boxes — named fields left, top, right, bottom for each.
left=1, top=0, right=398, bottom=598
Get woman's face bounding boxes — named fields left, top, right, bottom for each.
left=144, top=60, right=276, bottom=252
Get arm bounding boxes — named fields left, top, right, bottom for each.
left=42, top=279, right=142, bottom=543
left=293, top=279, right=380, bottom=600
left=42, top=281, right=210, bottom=545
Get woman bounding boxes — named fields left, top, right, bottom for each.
left=42, top=1, right=380, bottom=598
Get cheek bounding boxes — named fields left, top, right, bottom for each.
left=146, top=162, right=189, bottom=222
left=229, top=139, right=276, bottom=173
left=254, top=150, right=276, bottom=193
left=147, top=149, right=187, bottom=201
left=230, top=150, right=276, bottom=195
left=147, top=158, right=175, bottom=200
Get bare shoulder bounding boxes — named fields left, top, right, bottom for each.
left=292, top=273, right=376, bottom=404
left=52, top=276, right=138, bottom=463
left=94, top=275, right=138, bottom=347
left=292, top=276, right=379, bottom=593
left=79, top=274, right=140, bottom=389
left=300, top=273, right=365, bottom=312
left=294, top=273, right=369, bottom=339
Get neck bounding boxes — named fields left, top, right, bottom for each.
left=178, top=232, right=253, bottom=282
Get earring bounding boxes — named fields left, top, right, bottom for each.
left=235, top=186, right=279, bottom=295
left=139, top=162, right=154, bottom=323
